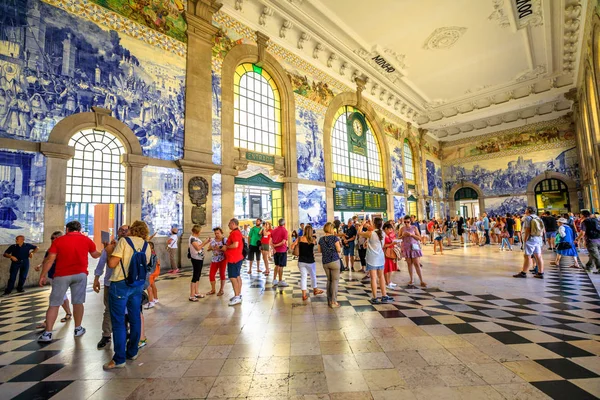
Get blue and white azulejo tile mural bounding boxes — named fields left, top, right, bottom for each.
left=393, top=195, right=406, bottom=221
left=426, top=159, right=442, bottom=196
left=298, top=184, right=327, bottom=229
left=444, top=147, right=579, bottom=196
left=484, top=196, right=528, bottom=217
left=388, top=138, right=405, bottom=194
left=212, top=71, right=222, bottom=165
left=0, top=0, right=185, bottom=161
left=0, top=150, right=46, bottom=244
left=141, top=166, right=183, bottom=236
left=296, top=107, right=325, bottom=182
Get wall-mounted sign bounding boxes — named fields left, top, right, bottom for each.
left=371, top=55, right=395, bottom=73
left=515, top=0, right=533, bottom=20
left=246, top=151, right=275, bottom=164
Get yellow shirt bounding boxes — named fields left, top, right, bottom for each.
left=515, top=218, right=522, bottom=231
left=110, top=236, right=152, bottom=282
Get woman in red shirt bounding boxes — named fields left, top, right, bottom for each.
left=260, top=221, right=272, bottom=275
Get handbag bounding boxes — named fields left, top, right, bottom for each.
left=292, top=242, right=300, bottom=257
left=557, top=241, right=571, bottom=251
left=384, top=246, right=397, bottom=259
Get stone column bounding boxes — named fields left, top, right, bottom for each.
left=121, top=154, right=149, bottom=223
left=179, top=0, right=222, bottom=257
left=40, top=142, right=75, bottom=241
left=220, top=170, right=236, bottom=229
left=283, top=177, right=300, bottom=234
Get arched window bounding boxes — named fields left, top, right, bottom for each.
left=233, top=63, right=281, bottom=155
left=66, top=129, right=125, bottom=204
left=586, top=71, right=600, bottom=142
left=331, top=106, right=383, bottom=188
left=403, top=138, right=415, bottom=184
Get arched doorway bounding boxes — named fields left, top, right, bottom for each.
left=65, top=128, right=125, bottom=248
left=454, top=187, right=480, bottom=219
left=535, top=178, right=570, bottom=215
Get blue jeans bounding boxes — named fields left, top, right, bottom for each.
left=109, top=280, right=142, bottom=365
left=5, top=262, right=29, bottom=293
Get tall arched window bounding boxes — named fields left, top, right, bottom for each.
left=331, top=106, right=383, bottom=188
left=233, top=63, right=281, bottom=155
left=586, top=71, right=600, bottom=142
left=403, top=138, right=415, bottom=185
left=66, top=129, right=125, bottom=204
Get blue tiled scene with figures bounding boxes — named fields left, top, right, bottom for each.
left=141, top=166, right=183, bottom=236
left=0, top=0, right=185, bottom=160
left=298, top=184, right=327, bottom=229
left=0, top=150, right=45, bottom=244
left=296, top=107, right=325, bottom=182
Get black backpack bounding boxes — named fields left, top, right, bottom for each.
left=242, top=237, right=249, bottom=259
left=584, top=218, right=600, bottom=239
left=120, top=237, right=148, bottom=287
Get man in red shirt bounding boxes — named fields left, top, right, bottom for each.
left=37, top=220, right=103, bottom=342
left=427, top=219, right=435, bottom=244
left=222, top=218, right=244, bottom=306
left=271, top=218, right=289, bottom=287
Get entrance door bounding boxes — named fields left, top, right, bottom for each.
left=65, top=129, right=126, bottom=247
left=535, top=178, right=570, bottom=215
left=454, top=187, right=479, bottom=218
left=234, top=173, right=284, bottom=226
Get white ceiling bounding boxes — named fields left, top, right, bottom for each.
left=219, top=0, right=589, bottom=141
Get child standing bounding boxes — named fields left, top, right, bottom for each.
left=499, top=226, right=513, bottom=251
left=145, top=242, right=160, bottom=309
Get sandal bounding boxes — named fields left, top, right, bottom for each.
left=217, top=290, right=224, bottom=296
left=61, top=314, right=72, bottom=323
left=206, top=290, right=216, bottom=295
left=195, top=293, right=206, bottom=299
left=189, top=297, right=199, bottom=302
left=420, top=282, right=427, bottom=288
left=36, top=322, right=46, bottom=330
left=313, top=288, right=324, bottom=295
left=302, top=294, right=309, bottom=301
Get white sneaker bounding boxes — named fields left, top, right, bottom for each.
left=145, top=302, right=154, bottom=309
left=38, top=331, right=52, bottom=342
left=278, top=281, right=289, bottom=287
left=153, top=299, right=159, bottom=304
left=230, top=295, right=243, bottom=301
left=386, top=284, right=395, bottom=290
left=273, top=279, right=279, bottom=286
left=229, top=296, right=242, bottom=306
left=389, top=282, right=398, bottom=287
left=74, top=326, right=86, bottom=337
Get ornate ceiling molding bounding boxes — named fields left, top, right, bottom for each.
left=515, top=65, right=546, bottom=82
left=422, top=26, right=467, bottom=50
left=488, top=0, right=543, bottom=29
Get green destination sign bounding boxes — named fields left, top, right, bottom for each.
left=246, top=151, right=275, bottom=164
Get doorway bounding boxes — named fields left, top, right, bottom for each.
left=535, top=178, right=570, bottom=215
left=454, top=187, right=480, bottom=218
left=65, top=129, right=125, bottom=248
left=234, top=173, right=284, bottom=226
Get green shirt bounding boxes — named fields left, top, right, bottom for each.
left=248, top=226, right=263, bottom=246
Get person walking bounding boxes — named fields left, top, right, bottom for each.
left=506, top=213, right=515, bottom=245
left=38, top=221, right=102, bottom=342
left=291, top=224, right=324, bottom=301
left=581, top=210, right=600, bottom=273
left=3, top=235, right=38, bottom=295
left=357, top=218, right=393, bottom=304
left=247, top=219, right=263, bottom=274
left=102, top=220, right=151, bottom=369
left=482, top=213, right=490, bottom=245
left=207, top=227, right=227, bottom=296
left=399, top=215, right=426, bottom=287
left=166, top=227, right=179, bottom=273
left=499, top=224, right=513, bottom=251
left=552, top=217, right=580, bottom=268
left=318, top=222, right=342, bottom=308
left=513, top=206, right=545, bottom=279
left=188, top=225, right=207, bottom=302
left=542, top=211, right=558, bottom=251
left=93, top=224, right=129, bottom=349
left=383, top=222, right=398, bottom=289
left=34, top=231, right=72, bottom=330
left=357, top=222, right=368, bottom=273
left=271, top=218, right=289, bottom=287
left=224, top=218, right=244, bottom=306
left=433, top=220, right=444, bottom=255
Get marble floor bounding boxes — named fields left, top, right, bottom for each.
left=1, top=242, right=600, bottom=399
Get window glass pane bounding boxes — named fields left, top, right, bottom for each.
left=234, top=63, right=282, bottom=156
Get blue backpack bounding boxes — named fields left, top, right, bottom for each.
left=120, top=237, right=148, bottom=287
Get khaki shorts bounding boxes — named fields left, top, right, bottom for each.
left=50, top=273, right=87, bottom=306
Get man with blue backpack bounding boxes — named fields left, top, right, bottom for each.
left=102, top=220, right=152, bottom=370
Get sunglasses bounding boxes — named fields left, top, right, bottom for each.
left=403, top=221, right=410, bottom=224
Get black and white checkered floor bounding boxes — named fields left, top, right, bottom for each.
left=0, top=245, right=600, bottom=399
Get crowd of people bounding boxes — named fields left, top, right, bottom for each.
left=1, top=205, right=599, bottom=371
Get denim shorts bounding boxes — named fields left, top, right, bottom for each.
left=227, top=260, right=243, bottom=279
left=343, top=241, right=355, bottom=256
left=366, top=263, right=384, bottom=271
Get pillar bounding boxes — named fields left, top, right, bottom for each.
left=40, top=142, right=75, bottom=241
left=121, top=153, right=149, bottom=223
left=220, top=171, right=235, bottom=229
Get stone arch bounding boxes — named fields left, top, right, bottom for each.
left=592, top=12, right=600, bottom=103
left=220, top=43, right=297, bottom=175
left=47, top=107, right=143, bottom=155
left=448, top=181, right=486, bottom=217
left=323, top=92, right=392, bottom=187
left=526, top=171, right=580, bottom=213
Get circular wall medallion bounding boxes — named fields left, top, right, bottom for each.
left=422, top=27, right=468, bottom=50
